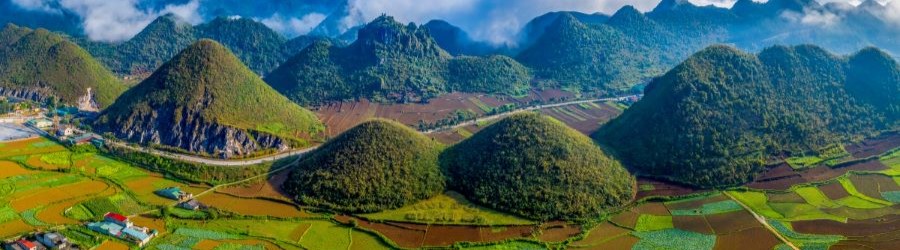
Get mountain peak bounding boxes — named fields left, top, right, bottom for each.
left=652, top=0, right=694, bottom=12
left=609, top=5, right=649, bottom=25
left=96, top=39, right=323, bottom=157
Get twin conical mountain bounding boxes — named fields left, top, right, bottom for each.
left=95, top=40, right=323, bottom=158
left=0, top=24, right=125, bottom=108
left=442, top=113, right=635, bottom=220
left=595, top=45, right=899, bottom=188
left=283, top=119, right=445, bottom=212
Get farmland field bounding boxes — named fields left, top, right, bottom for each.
left=0, top=121, right=897, bottom=249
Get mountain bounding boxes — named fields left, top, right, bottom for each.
left=0, top=24, right=125, bottom=109
left=517, top=11, right=609, bottom=50
left=266, top=15, right=531, bottom=105
left=195, top=16, right=288, bottom=75
left=423, top=20, right=495, bottom=56
left=516, top=13, right=656, bottom=92
left=94, top=40, right=323, bottom=158
left=80, top=15, right=326, bottom=77
left=283, top=119, right=445, bottom=213
left=442, top=113, right=635, bottom=220
left=594, top=45, right=899, bottom=188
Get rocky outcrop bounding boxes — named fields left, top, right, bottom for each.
left=98, top=105, right=288, bottom=158
left=0, top=86, right=53, bottom=104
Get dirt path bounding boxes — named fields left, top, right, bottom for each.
left=723, top=192, right=799, bottom=250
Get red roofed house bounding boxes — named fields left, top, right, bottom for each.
left=15, top=240, right=36, bottom=250
left=104, top=212, right=132, bottom=227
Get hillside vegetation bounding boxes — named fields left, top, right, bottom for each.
left=442, top=113, right=635, bottom=220
left=95, top=40, right=323, bottom=157
left=283, top=119, right=445, bottom=212
left=0, top=24, right=125, bottom=108
left=79, top=15, right=331, bottom=76
left=595, top=45, right=899, bottom=188
left=265, top=15, right=531, bottom=105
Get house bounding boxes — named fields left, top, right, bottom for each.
left=103, top=212, right=132, bottom=228
left=155, top=187, right=192, bottom=201
left=36, top=232, right=69, bottom=250
left=55, top=126, right=74, bottom=137
left=121, top=227, right=156, bottom=247
left=88, top=221, right=124, bottom=237
left=177, top=199, right=203, bottom=211
left=14, top=240, right=35, bottom=250
left=26, top=119, right=52, bottom=129
left=66, top=133, right=99, bottom=146
left=88, top=212, right=157, bottom=247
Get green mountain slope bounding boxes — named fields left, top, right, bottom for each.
left=0, top=24, right=125, bottom=108
left=94, top=39, right=323, bottom=158
left=594, top=45, right=899, bottom=188
left=442, top=113, right=635, bottom=220
left=79, top=15, right=327, bottom=76
left=283, top=119, right=445, bottom=213
left=516, top=13, right=657, bottom=92
left=265, top=15, right=531, bottom=105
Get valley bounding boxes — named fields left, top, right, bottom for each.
left=0, top=0, right=898, bottom=249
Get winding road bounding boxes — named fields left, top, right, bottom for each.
left=108, top=94, right=638, bottom=167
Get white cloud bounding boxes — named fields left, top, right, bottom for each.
left=10, top=0, right=202, bottom=42
left=259, top=13, right=326, bottom=37
left=342, top=0, right=661, bottom=45
left=10, top=0, right=60, bottom=13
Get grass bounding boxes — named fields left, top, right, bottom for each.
left=634, top=214, right=673, bottom=232
left=768, top=203, right=846, bottom=222
left=64, top=204, right=94, bottom=221
left=0, top=205, right=19, bottom=223
left=299, top=221, right=351, bottom=250
left=785, top=156, right=823, bottom=169
left=456, top=127, right=474, bottom=138
left=20, top=208, right=48, bottom=226
left=669, top=200, right=742, bottom=216
left=794, top=186, right=842, bottom=208
left=639, top=184, right=655, bottom=191
left=39, top=151, right=71, bottom=167
left=768, top=219, right=843, bottom=249
left=171, top=218, right=307, bottom=242
left=631, top=229, right=716, bottom=250
left=468, top=97, right=493, bottom=113
left=837, top=178, right=892, bottom=207
left=726, top=191, right=783, bottom=219
left=361, top=192, right=534, bottom=225
left=350, top=230, right=390, bottom=250
left=174, top=228, right=244, bottom=240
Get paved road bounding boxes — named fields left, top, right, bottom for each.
left=422, top=95, right=637, bottom=134
left=724, top=192, right=799, bottom=250
left=110, top=94, right=637, bottom=167
left=106, top=140, right=319, bottom=166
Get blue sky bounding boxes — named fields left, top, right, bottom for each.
left=5, top=0, right=891, bottom=44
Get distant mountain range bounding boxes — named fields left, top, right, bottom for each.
left=76, top=14, right=339, bottom=77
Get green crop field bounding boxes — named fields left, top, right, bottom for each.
left=361, top=192, right=534, bottom=225
left=468, top=97, right=493, bottom=113
left=670, top=200, right=742, bottom=215
left=634, top=214, right=673, bottom=232
left=632, top=229, right=716, bottom=250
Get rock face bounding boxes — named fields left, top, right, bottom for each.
left=0, top=86, right=53, bottom=104
left=109, top=105, right=288, bottom=158
left=95, top=40, right=323, bottom=158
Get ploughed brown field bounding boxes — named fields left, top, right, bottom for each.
left=313, top=89, right=582, bottom=137
left=794, top=214, right=900, bottom=249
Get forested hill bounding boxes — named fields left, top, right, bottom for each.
left=94, top=40, right=323, bottom=158
left=265, top=15, right=531, bottom=106
left=0, top=24, right=125, bottom=108
left=595, top=44, right=899, bottom=188
left=78, top=14, right=334, bottom=77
